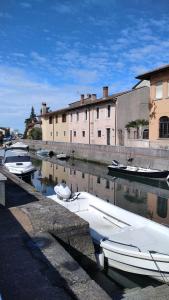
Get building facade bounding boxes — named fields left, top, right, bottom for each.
left=41, top=87, right=118, bottom=145
left=137, top=65, right=169, bottom=148
left=68, top=87, right=116, bottom=145
left=41, top=103, right=69, bottom=142
left=116, top=85, right=150, bottom=146
left=40, top=83, right=150, bottom=147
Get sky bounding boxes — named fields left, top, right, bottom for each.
left=1, top=0, right=169, bottom=132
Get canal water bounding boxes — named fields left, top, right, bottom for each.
left=29, top=155, right=169, bottom=290
left=1, top=148, right=168, bottom=291
left=31, top=156, right=169, bottom=227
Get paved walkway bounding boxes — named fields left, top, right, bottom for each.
left=0, top=175, right=112, bottom=300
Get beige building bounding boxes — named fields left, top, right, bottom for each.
left=68, top=87, right=118, bottom=145
left=136, top=65, right=169, bottom=147
left=41, top=87, right=126, bottom=145
left=41, top=103, right=69, bottom=142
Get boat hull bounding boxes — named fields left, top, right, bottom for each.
left=108, top=166, right=169, bottom=179
left=5, top=166, right=35, bottom=176
left=48, top=191, right=169, bottom=283
left=106, top=255, right=169, bottom=283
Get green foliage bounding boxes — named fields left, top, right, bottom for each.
left=28, top=127, right=42, bottom=140
left=24, top=106, right=38, bottom=138
left=30, top=106, right=36, bottom=119
left=125, top=119, right=149, bottom=129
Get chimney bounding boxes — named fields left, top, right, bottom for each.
left=103, top=86, right=108, bottom=98
left=41, top=102, right=47, bottom=114
left=80, top=94, right=85, bottom=104
left=87, top=94, right=91, bottom=99
left=91, top=94, right=97, bottom=100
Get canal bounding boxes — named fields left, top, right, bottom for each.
left=31, top=156, right=169, bottom=227
left=27, top=155, right=169, bottom=290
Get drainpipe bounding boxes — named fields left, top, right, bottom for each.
left=89, top=108, right=90, bottom=145
left=53, top=116, right=54, bottom=142
left=115, top=103, right=117, bottom=146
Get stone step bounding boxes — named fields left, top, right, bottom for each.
left=122, top=284, right=169, bottom=300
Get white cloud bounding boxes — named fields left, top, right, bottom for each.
left=0, top=65, right=101, bottom=131
left=31, top=51, right=47, bottom=64
left=0, top=12, right=12, bottom=18
left=20, top=2, right=32, bottom=8
left=51, top=3, right=75, bottom=14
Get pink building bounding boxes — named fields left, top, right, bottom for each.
left=68, top=87, right=119, bottom=145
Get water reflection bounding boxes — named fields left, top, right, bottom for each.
left=31, top=158, right=169, bottom=226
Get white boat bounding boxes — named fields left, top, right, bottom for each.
left=56, top=153, right=70, bottom=160
left=9, top=142, right=29, bottom=150
left=3, top=148, right=35, bottom=176
left=48, top=183, right=169, bottom=283
left=36, top=149, right=54, bottom=157
left=108, top=160, right=169, bottom=179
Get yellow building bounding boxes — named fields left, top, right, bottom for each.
left=41, top=103, right=69, bottom=142
left=137, top=65, right=169, bottom=147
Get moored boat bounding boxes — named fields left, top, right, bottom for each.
left=108, top=160, right=169, bottom=179
left=48, top=183, right=169, bottom=283
left=3, top=147, right=35, bottom=177
left=36, top=149, right=54, bottom=157
left=56, top=153, right=70, bottom=160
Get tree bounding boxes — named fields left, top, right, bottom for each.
left=125, top=119, right=149, bottom=139
left=30, top=106, right=36, bottom=119
left=23, top=106, right=39, bottom=139
left=28, top=127, right=42, bottom=140
left=125, top=119, right=149, bottom=129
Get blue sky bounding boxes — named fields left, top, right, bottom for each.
left=1, top=0, right=169, bottom=132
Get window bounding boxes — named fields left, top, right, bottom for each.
left=143, top=129, right=149, bottom=139
left=157, top=197, right=168, bottom=218
left=76, top=112, right=79, bottom=121
left=98, top=130, right=101, bottom=137
left=106, top=180, right=110, bottom=189
left=82, top=131, right=85, bottom=137
left=107, top=105, right=111, bottom=117
left=62, top=114, right=66, bottom=122
left=159, top=116, right=169, bottom=138
left=97, top=177, right=100, bottom=184
left=50, top=132, right=52, bottom=136
left=70, top=113, right=73, bottom=122
left=55, top=115, right=58, bottom=123
left=64, top=131, right=66, bottom=136
left=85, top=110, right=87, bottom=120
left=156, top=81, right=163, bottom=99
left=74, top=131, right=76, bottom=137
left=56, top=131, right=58, bottom=136
left=96, top=107, right=99, bottom=119
left=49, top=116, right=53, bottom=124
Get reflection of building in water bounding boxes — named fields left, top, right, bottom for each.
left=40, top=160, right=116, bottom=202
left=38, top=160, right=169, bottom=224
left=147, top=193, right=169, bottom=225
left=41, top=160, right=69, bottom=185
left=114, top=181, right=148, bottom=218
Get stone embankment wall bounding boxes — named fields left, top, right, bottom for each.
left=0, top=167, right=95, bottom=262
left=25, top=139, right=169, bottom=170
left=0, top=167, right=112, bottom=299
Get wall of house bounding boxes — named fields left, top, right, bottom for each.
left=68, top=102, right=116, bottom=145
left=116, top=87, right=149, bottom=146
left=68, top=109, right=90, bottom=144
left=41, top=117, right=53, bottom=141
left=53, top=114, right=68, bottom=142
left=91, top=103, right=116, bottom=145
left=41, top=114, right=68, bottom=142
left=149, top=70, right=169, bottom=142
